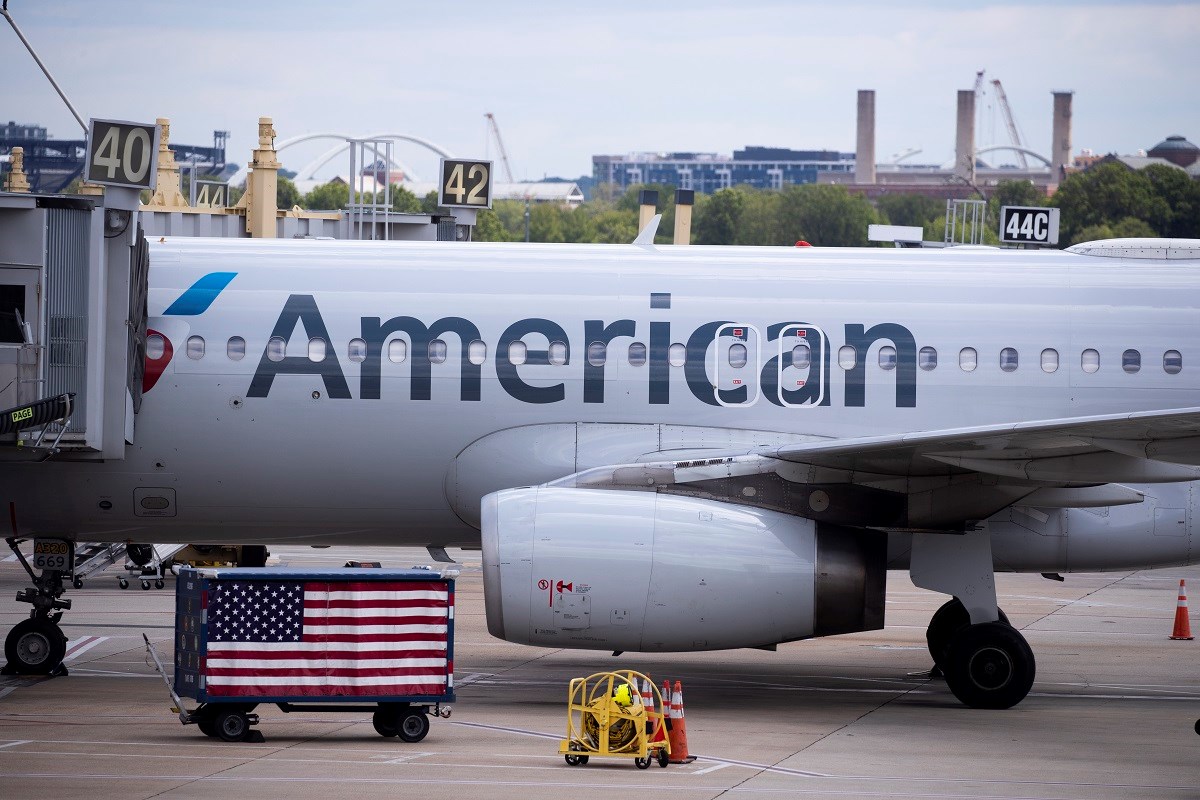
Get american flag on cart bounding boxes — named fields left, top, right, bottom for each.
left=204, top=581, right=450, bottom=697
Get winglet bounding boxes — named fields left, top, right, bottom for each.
left=633, top=214, right=661, bottom=246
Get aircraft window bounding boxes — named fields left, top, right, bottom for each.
left=267, top=336, right=285, bottom=362
left=147, top=333, right=165, bottom=360
left=791, top=342, right=811, bottom=369
left=959, top=347, right=977, bottom=372
left=508, top=341, right=527, bottom=366
left=348, top=338, right=367, bottom=363
left=186, top=335, right=205, bottom=360
left=1000, top=347, right=1018, bottom=372
left=1122, top=349, right=1141, bottom=374
left=308, top=337, right=326, bottom=363
left=628, top=342, right=647, bottom=367
left=837, top=345, right=856, bottom=370
left=548, top=341, right=568, bottom=366
left=587, top=341, right=606, bottom=367
left=729, top=343, right=748, bottom=368
left=918, top=346, right=937, bottom=371
left=1081, top=349, right=1100, bottom=374
left=1164, top=350, right=1183, bottom=374
left=878, top=345, right=897, bottom=371
left=1041, top=348, right=1059, bottom=373
left=388, top=339, right=407, bottom=364
left=226, top=336, right=246, bottom=361
left=468, top=340, right=487, bottom=365
left=668, top=343, right=686, bottom=367
left=428, top=339, right=448, bottom=364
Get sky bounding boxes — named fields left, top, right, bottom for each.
left=2, top=1, right=1198, bottom=184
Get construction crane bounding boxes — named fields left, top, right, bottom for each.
left=484, top=113, right=515, bottom=184
left=990, top=79, right=1029, bottom=169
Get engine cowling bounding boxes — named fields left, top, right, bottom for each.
left=481, top=487, right=886, bottom=652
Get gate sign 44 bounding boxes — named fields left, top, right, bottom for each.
left=1000, top=206, right=1060, bottom=246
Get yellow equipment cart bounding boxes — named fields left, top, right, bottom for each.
left=560, top=670, right=670, bottom=769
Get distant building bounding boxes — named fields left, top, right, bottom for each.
left=398, top=181, right=585, bottom=208
left=593, top=147, right=855, bottom=193
left=1, top=121, right=47, bottom=141
left=1147, top=135, right=1199, bottom=168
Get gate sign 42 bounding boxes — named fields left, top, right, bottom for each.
left=1000, top=206, right=1060, bottom=245
left=438, top=158, right=493, bottom=209
left=85, top=119, right=162, bottom=190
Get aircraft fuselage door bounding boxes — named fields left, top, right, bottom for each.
left=778, top=324, right=826, bottom=407
left=0, top=267, right=40, bottom=409
left=713, top=323, right=760, bottom=407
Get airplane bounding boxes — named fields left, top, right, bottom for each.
left=3, top=227, right=1200, bottom=711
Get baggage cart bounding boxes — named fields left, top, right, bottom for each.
left=162, top=566, right=456, bottom=743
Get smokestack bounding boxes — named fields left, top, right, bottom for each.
left=855, top=90, right=876, bottom=185
left=955, top=90, right=976, bottom=186
left=1051, top=91, right=1073, bottom=182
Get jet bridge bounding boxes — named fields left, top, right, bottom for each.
left=0, top=188, right=146, bottom=460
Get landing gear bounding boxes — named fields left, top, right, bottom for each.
left=910, top=528, right=1036, bottom=709
left=3, top=537, right=71, bottom=676
left=4, top=618, right=67, bottom=674
left=239, top=545, right=268, bottom=568
left=942, top=622, right=1036, bottom=710
left=926, top=598, right=1010, bottom=672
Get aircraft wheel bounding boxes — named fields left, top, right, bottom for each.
left=214, top=710, right=250, bottom=742
left=944, top=621, right=1035, bottom=709
left=927, top=598, right=1009, bottom=670
left=396, top=710, right=429, bottom=743
left=5, top=618, right=67, bottom=675
left=118, top=578, right=128, bottom=589
left=240, top=546, right=268, bottom=568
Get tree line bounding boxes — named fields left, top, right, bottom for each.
left=271, top=160, right=1200, bottom=248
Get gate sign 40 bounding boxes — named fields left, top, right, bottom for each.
left=1000, top=206, right=1060, bottom=246
left=85, top=119, right=161, bottom=190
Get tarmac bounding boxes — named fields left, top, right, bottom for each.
left=1, top=544, right=1197, bottom=800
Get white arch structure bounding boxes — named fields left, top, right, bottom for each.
left=974, top=145, right=1053, bottom=169
left=228, top=132, right=455, bottom=186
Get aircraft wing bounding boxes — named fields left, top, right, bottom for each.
left=546, top=406, right=1200, bottom=530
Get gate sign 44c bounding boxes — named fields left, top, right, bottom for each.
left=85, top=119, right=162, bottom=190
left=999, top=205, right=1060, bottom=245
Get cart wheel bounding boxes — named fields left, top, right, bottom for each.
left=396, top=710, right=429, bottom=743
left=118, top=579, right=128, bottom=589
left=197, top=717, right=219, bottom=738
left=155, top=579, right=165, bottom=589
left=72, top=578, right=83, bottom=589
left=634, top=756, right=652, bottom=769
left=214, top=710, right=250, bottom=742
left=564, top=754, right=581, bottom=766
left=579, top=755, right=588, bottom=765
left=657, top=748, right=669, bottom=768
left=372, top=708, right=399, bottom=737
left=140, top=580, right=150, bottom=590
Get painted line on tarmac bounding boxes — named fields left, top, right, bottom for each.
left=691, top=762, right=730, bottom=775
left=450, top=720, right=560, bottom=740
left=0, top=740, right=29, bottom=749
left=63, top=635, right=108, bottom=662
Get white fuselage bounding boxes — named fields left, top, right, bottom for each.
left=3, top=238, right=1198, bottom=551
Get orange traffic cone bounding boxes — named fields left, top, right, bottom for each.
left=640, top=678, right=655, bottom=735
left=667, top=680, right=696, bottom=763
left=1170, top=579, right=1194, bottom=640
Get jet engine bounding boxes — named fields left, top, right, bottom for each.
left=481, top=487, right=886, bottom=652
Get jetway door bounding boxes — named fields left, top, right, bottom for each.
left=0, top=267, right=40, bottom=410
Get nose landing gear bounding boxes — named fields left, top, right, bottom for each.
left=3, top=537, right=71, bottom=676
